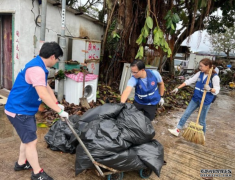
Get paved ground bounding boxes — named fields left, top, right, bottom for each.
left=0, top=88, right=234, bottom=180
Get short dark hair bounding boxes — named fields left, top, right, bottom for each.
left=130, top=59, right=145, bottom=70
left=39, top=42, right=63, bottom=59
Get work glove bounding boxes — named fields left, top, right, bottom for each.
left=58, top=104, right=64, bottom=110
left=159, top=98, right=164, bottom=106
left=58, top=110, right=69, bottom=120
left=204, top=84, right=211, bottom=92
left=171, top=88, right=178, bottom=94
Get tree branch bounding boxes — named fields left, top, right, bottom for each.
left=102, top=0, right=118, bottom=55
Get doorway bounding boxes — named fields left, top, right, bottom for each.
left=0, top=14, right=13, bottom=90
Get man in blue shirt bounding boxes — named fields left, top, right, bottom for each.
left=5, top=42, right=69, bottom=180
left=121, top=60, right=165, bottom=121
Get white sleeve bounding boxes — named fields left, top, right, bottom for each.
left=212, top=75, right=220, bottom=95
left=184, top=71, right=201, bottom=86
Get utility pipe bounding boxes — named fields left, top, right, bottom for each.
left=40, top=0, right=47, bottom=48
left=57, top=0, right=66, bottom=102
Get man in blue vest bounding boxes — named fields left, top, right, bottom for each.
left=5, top=42, right=68, bottom=180
left=121, top=60, right=165, bottom=121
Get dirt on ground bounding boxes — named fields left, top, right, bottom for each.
left=0, top=87, right=234, bottom=180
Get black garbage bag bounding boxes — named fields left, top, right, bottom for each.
left=44, top=115, right=80, bottom=154
left=78, top=103, right=125, bottom=123
left=75, top=146, right=147, bottom=175
left=75, top=103, right=159, bottom=176
left=132, top=140, right=164, bottom=177
left=72, top=118, right=132, bottom=158
left=116, top=103, right=155, bottom=145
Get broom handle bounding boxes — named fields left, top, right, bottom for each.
left=195, top=67, right=213, bottom=124
left=82, top=71, right=86, bottom=98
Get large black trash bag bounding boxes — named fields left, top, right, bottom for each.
left=69, top=118, right=132, bottom=152
left=133, top=140, right=164, bottom=177
left=75, top=103, right=158, bottom=175
left=78, top=103, right=125, bottom=123
left=73, top=118, right=132, bottom=157
left=75, top=145, right=146, bottom=175
left=44, top=115, right=80, bottom=154
left=117, top=103, right=155, bottom=144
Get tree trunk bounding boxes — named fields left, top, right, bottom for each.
left=101, top=0, right=218, bottom=83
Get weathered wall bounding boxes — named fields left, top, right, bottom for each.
left=0, top=0, right=104, bottom=80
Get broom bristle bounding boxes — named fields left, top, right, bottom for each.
left=182, top=122, right=205, bottom=145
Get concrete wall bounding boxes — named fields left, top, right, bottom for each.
left=0, top=0, right=104, bottom=80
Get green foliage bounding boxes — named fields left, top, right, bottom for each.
left=37, top=123, right=48, bottom=128
left=208, top=27, right=235, bottom=58
left=207, top=1, right=235, bottom=34
left=153, top=27, right=172, bottom=57
left=135, top=46, right=144, bottom=59
left=64, top=0, right=103, bottom=20
left=146, top=16, right=153, bottom=29
left=164, top=10, right=180, bottom=34
left=106, top=19, right=119, bottom=57
left=98, top=9, right=105, bottom=22
left=135, top=11, right=173, bottom=59
left=112, top=31, right=120, bottom=39
left=219, top=71, right=235, bottom=86
left=179, top=11, right=188, bottom=25
left=198, top=0, right=207, bottom=9
left=55, top=70, right=65, bottom=80
left=135, top=15, right=153, bottom=59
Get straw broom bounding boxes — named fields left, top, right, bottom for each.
left=182, top=67, right=213, bottom=145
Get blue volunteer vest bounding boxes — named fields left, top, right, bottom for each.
left=134, top=70, right=161, bottom=105
left=192, top=72, right=217, bottom=105
left=5, top=55, right=48, bottom=115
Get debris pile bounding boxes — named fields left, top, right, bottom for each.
left=40, top=78, right=194, bottom=125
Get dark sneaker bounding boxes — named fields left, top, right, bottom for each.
left=31, top=169, right=53, bottom=180
left=14, top=160, right=32, bottom=171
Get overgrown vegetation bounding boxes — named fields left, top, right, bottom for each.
left=100, top=0, right=235, bottom=84
left=207, top=27, right=235, bottom=59
left=64, top=0, right=103, bottom=20
left=63, top=0, right=235, bottom=84
left=219, top=71, right=235, bottom=86
left=40, top=77, right=194, bottom=124
left=55, top=70, right=66, bottom=80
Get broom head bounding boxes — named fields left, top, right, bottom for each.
left=182, top=122, right=205, bottom=145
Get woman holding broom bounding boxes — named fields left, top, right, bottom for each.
left=168, top=58, right=220, bottom=139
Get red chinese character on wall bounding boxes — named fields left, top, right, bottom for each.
left=93, top=44, right=96, bottom=51
left=88, top=54, right=97, bottom=59
left=88, top=42, right=92, bottom=51
left=16, top=31, right=19, bottom=37
left=16, top=44, right=19, bottom=51
left=16, top=53, right=19, bottom=60
left=91, top=63, right=95, bottom=70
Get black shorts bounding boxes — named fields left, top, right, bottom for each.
left=7, top=114, right=37, bottom=143
left=133, top=101, right=157, bottom=121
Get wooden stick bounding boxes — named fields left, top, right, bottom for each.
left=195, top=67, right=213, bottom=124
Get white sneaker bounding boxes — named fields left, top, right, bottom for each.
left=168, top=128, right=180, bottom=137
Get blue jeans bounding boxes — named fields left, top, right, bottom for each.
left=177, top=100, right=211, bottom=134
